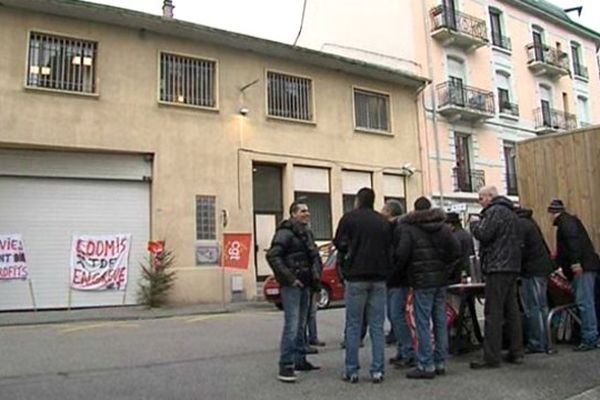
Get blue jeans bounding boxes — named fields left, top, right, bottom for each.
left=344, top=280, right=386, bottom=376
left=413, top=287, right=448, bottom=372
left=279, top=285, right=310, bottom=367
left=307, top=293, right=318, bottom=342
left=388, top=286, right=415, bottom=359
left=521, top=276, right=549, bottom=351
left=573, top=271, right=598, bottom=346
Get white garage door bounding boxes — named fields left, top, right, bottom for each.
left=0, top=149, right=151, bottom=311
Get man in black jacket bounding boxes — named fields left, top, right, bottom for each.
left=266, top=201, right=322, bottom=383
left=394, top=197, right=460, bottom=379
left=470, top=186, right=523, bottom=369
left=516, top=208, right=554, bottom=354
left=446, top=212, right=475, bottom=283
left=548, top=199, right=600, bottom=351
left=333, top=188, right=390, bottom=384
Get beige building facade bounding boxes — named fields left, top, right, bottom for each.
left=0, top=0, right=427, bottom=309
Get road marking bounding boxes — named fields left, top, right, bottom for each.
left=59, top=322, right=140, bottom=334
left=184, top=314, right=230, bottom=324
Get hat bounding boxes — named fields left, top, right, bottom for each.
left=414, top=196, right=431, bottom=211
left=446, top=212, right=460, bottom=223
left=547, top=199, right=565, bottom=213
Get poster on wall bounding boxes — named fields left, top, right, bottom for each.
left=0, top=234, right=29, bottom=280
left=222, top=233, right=252, bottom=270
left=196, top=243, right=220, bottom=266
left=70, top=234, right=131, bottom=291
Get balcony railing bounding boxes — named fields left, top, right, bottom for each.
left=534, top=107, right=577, bottom=132
left=491, top=34, right=512, bottom=51
left=499, top=101, right=519, bottom=117
left=526, top=43, right=570, bottom=71
left=506, top=173, right=518, bottom=196
left=437, top=81, right=495, bottom=115
left=573, top=63, right=589, bottom=79
left=453, top=167, right=485, bottom=193
left=430, top=5, right=488, bottom=43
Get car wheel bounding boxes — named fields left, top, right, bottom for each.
left=275, top=302, right=283, bottom=311
left=317, top=287, right=331, bottom=309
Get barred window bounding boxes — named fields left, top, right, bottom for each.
left=267, top=71, right=313, bottom=121
left=27, top=32, right=97, bottom=94
left=160, top=53, right=217, bottom=108
left=196, top=196, right=216, bottom=240
left=354, top=89, right=390, bottom=132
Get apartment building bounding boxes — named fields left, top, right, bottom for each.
left=0, top=0, right=428, bottom=309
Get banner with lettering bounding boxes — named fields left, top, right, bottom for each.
left=222, top=233, right=252, bottom=270
left=0, top=234, right=29, bottom=280
left=70, top=234, right=131, bottom=290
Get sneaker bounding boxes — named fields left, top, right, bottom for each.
left=371, top=372, right=384, bottom=384
left=342, top=372, right=359, bottom=384
left=435, top=367, right=446, bottom=376
left=393, top=357, right=417, bottom=369
left=305, top=346, right=318, bottom=355
left=469, top=360, right=500, bottom=370
left=388, top=355, right=403, bottom=366
left=278, top=365, right=297, bottom=383
left=573, top=343, right=597, bottom=352
left=309, top=340, right=326, bottom=347
left=406, top=368, right=435, bottom=380
left=295, top=361, right=321, bottom=371
left=546, top=348, right=557, bottom=355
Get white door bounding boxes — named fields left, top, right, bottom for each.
left=254, top=214, right=277, bottom=278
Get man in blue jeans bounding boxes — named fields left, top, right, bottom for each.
left=334, top=188, right=391, bottom=384
left=394, top=197, right=460, bottom=379
left=549, top=199, right=600, bottom=351
left=267, top=201, right=322, bottom=383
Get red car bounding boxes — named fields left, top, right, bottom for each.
left=263, top=243, right=344, bottom=309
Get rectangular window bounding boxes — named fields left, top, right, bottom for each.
left=489, top=9, right=502, bottom=47
left=498, top=88, right=510, bottom=111
left=27, top=32, right=97, bottom=94
left=503, top=141, right=518, bottom=196
left=196, top=196, right=216, bottom=240
left=354, top=89, right=391, bottom=132
left=267, top=71, right=313, bottom=121
left=160, top=53, right=217, bottom=108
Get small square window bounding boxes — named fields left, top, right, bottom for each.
left=354, top=89, right=391, bottom=133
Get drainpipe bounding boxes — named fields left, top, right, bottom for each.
left=420, top=0, right=445, bottom=206
left=162, top=0, right=174, bottom=19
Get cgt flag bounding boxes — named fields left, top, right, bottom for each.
left=222, top=233, right=252, bottom=269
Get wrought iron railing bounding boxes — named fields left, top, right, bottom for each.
left=430, top=5, right=488, bottom=42
left=437, top=81, right=495, bottom=114
left=491, top=34, right=511, bottom=51
left=506, top=173, right=518, bottom=196
left=453, top=167, right=485, bottom=193
left=534, top=107, right=577, bottom=131
left=499, top=101, right=519, bottom=117
left=573, top=63, right=589, bottom=79
left=526, top=43, right=570, bottom=71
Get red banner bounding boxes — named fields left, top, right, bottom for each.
left=222, top=233, right=252, bottom=269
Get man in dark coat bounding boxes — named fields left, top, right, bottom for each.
left=394, top=197, right=460, bottom=379
left=548, top=199, right=600, bottom=351
left=516, top=208, right=554, bottom=354
left=470, top=186, right=523, bottom=369
left=446, top=212, right=475, bottom=283
left=267, top=201, right=322, bottom=382
left=333, top=188, right=390, bottom=384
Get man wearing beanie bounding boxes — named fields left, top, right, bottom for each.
left=548, top=199, right=600, bottom=351
left=470, top=186, right=523, bottom=369
left=394, top=196, right=460, bottom=379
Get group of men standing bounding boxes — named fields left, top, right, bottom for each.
left=266, top=185, right=600, bottom=384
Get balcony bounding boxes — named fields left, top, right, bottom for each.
left=534, top=107, right=577, bottom=134
left=526, top=43, right=570, bottom=79
left=499, top=101, right=519, bottom=118
left=430, top=5, right=488, bottom=51
left=573, top=63, right=589, bottom=80
left=506, top=173, right=518, bottom=196
left=453, top=167, right=485, bottom=193
left=437, top=82, right=495, bottom=122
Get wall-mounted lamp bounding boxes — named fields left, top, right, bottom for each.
left=239, top=107, right=249, bottom=116
left=400, top=163, right=416, bottom=177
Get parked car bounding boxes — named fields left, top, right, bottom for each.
left=263, top=243, right=344, bottom=310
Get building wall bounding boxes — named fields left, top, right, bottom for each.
left=0, top=6, right=423, bottom=305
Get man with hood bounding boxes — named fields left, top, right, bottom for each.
left=548, top=198, right=600, bottom=351
left=516, top=208, right=554, bottom=354
left=267, top=201, right=322, bottom=383
left=394, top=197, right=460, bottom=379
left=470, top=186, right=523, bottom=369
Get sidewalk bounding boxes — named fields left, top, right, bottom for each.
left=0, top=300, right=275, bottom=327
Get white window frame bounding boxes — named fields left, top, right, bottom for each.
left=157, top=50, right=219, bottom=111
left=265, top=69, right=316, bottom=124
left=352, top=86, right=393, bottom=135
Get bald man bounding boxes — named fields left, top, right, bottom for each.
left=469, top=186, right=523, bottom=369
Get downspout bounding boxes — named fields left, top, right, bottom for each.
left=420, top=0, right=445, bottom=206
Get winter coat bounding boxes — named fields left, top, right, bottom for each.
left=554, top=212, right=600, bottom=279
left=333, top=207, right=391, bottom=282
left=394, top=208, right=461, bottom=289
left=388, top=216, right=409, bottom=288
left=470, top=196, right=521, bottom=275
left=516, top=208, right=554, bottom=278
left=452, top=228, right=475, bottom=282
left=266, top=219, right=322, bottom=287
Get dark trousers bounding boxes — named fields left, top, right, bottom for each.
left=483, top=273, right=523, bottom=364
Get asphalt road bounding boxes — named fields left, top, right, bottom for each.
left=1, top=307, right=599, bottom=400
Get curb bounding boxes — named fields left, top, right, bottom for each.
left=564, top=386, right=600, bottom=400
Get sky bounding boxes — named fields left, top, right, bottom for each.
left=85, top=0, right=600, bottom=46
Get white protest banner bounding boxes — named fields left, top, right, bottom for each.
left=70, top=234, right=131, bottom=291
left=0, top=234, right=29, bottom=280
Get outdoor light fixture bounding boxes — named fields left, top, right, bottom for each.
left=400, top=163, right=416, bottom=177
left=239, top=107, right=249, bottom=116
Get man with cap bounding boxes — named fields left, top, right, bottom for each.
left=470, top=186, right=523, bottom=369
left=548, top=199, right=600, bottom=351
left=394, top=196, right=460, bottom=379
